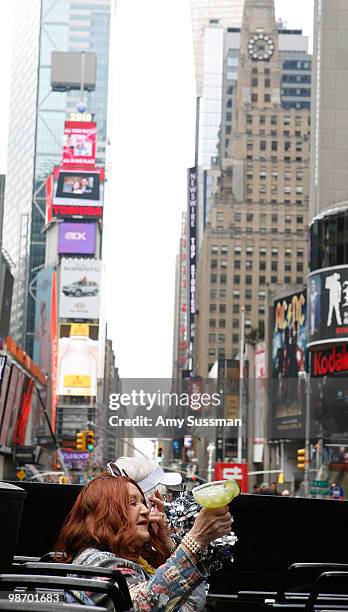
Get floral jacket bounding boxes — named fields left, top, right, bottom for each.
left=66, top=546, right=207, bottom=611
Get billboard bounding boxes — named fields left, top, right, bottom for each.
left=308, top=265, right=348, bottom=348
left=53, top=166, right=104, bottom=207
left=59, top=258, right=101, bottom=320
left=47, top=167, right=104, bottom=221
left=188, top=167, right=197, bottom=343
left=271, top=291, right=307, bottom=438
left=58, top=222, right=96, bottom=255
left=33, top=267, right=54, bottom=374
left=57, top=323, right=99, bottom=397
left=62, top=121, right=96, bottom=167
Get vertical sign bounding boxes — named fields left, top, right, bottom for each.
left=178, top=214, right=189, bottom=370
left=188, top=167, right=197, bottom=342
left=50, top=271, right=58, bottom=432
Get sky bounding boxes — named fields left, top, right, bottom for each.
left=0, top=0, right=314, bottom=379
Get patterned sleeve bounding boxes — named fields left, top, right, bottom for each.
left=71, top=546, right=207, bottom=611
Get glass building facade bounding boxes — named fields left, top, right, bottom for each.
left=3, top=0, right=111, bottom=355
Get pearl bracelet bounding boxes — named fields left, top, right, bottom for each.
left=181, top=534, right=205, bottom=558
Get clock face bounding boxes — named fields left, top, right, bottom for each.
left=248, top=33, right=274, bottom=60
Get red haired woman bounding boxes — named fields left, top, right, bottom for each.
left=56, top=465, right=232, bottom=611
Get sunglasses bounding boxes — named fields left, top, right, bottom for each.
left=106, top=462, right=129, bottom=478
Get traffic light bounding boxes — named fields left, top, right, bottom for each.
left=156, top=445, right=163, bottom=463
left=76, top=431, right=86, bottom=451
left=86, top=430, right=95, bottom=451
left=297, top=448, right=306, bottom=469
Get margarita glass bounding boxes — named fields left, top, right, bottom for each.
left=192, top=479, right=240, bottom=509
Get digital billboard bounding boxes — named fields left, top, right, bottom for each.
left=47, top=166, right=104, bottom=221
left=58, top=222, right=96, bottom=255
left=308, top=265, right=348, bottom=348
left=57, top=323, right=99, bottom=397
left=62, top=121, right=96, bottom=166
left=59, top=258, right=101, bottom=320
left=271, top=290, right=307, bottom=438
left=53, top=166, right=104, bottom=206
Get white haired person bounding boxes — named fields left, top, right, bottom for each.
left=115, top=456, right=207, bottom=611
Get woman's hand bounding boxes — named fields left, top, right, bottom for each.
left=148, top=490, right=175, bottom=552
left=187, top=505, right=232, bottom=550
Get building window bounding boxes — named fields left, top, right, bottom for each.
left=235, top=212, right=241, bottom=222
left=264, top=94, right=271, bottom=102
left=234, top=260, right=241, bottom=269
left=233, top=290, right=240, bottom=298
left=209, top=333, right=216, bottom=343
left=246, top=260, right=253, bottom=269
left=211, top=245, right=218, bottom=254
left=220, top=274, right=227, bottom=284
left=260, top=141, right=266, bottom=151
left=297, top=215, right=303, bottom=224
left=210, top=274, right=217, bottom=283
left=259, top=276, right=266, bottom=285
left=271, top=275, right=278, bottom=283
left=209, top=319, right=216, bottom=328
left=271, top=261, right=278, bottom=271
left=233, top=304, right=239, bottom=314
left=245, top=289, right=252, bottom=299
left=234, top=246, right=241, bottom=254
left=210, top=304, right=216, bottom=313
left=260, top=261, right=266, bottom=271
left=233, top=274, right=240, bottom=284
left=297, top=249, right=304, bottom=257
left=247, top=115, right=253, bottom=124
left=220, top=289, right=226, bottom=299
left=246, top=275, right=252, bottom=285
left=208, top=349, right=216, bottom=358
left=272, top=141, right=278, bottom=151
left=218, top=348, right=225, bottom=358
left=260, top=247, right=267, bottom=256
left=219, top=319, right=226, bottom=328
left=247, top=213, right=253, bottom=222
left=232, top=334, right=239, bottom=343
left=220, top=260, right=228, bottom=268
left=285, top=276, right=291, bottom=284
left=297, top=262, right=304, bottom=271
left=210, top=289, right=217, bottom=299
left=252, top=77, right=258, bottom=87
left=265, top=78, right=271, bottom=88
left=211, top=259, right=218, bottom=269
left=251, top=93, right=258, bottom=102
left=297, top=277, right=303, bottom=284
left=272, top=214, right=278, bottom=223
left=221, top=245, right=228, bottom=255
left=218, top=334, right=225, bottom=343
left=219, top=304, right=226, bottom=314
left=232, top=320, right=239, bottom=329
left=285, top=262, right=291, bottom=272
left=217, top=211, right=224, bottom=221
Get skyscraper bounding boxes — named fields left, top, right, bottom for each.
left=190, top=0, right=245, bottom=96
left=310, top=0, right=348, bottom=219
left=3, top=0, right=111, bottom=354
left=194, top=0, right=310, bottom=377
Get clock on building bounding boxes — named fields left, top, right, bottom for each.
left=248, top=33, right=274, bottom=60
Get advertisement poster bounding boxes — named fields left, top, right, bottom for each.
left=33, top=267, right=54, bottom=374
left=0, top=362, right=11, bottom=440
left=62, top=121, right=96, bottom=166
left=271, top=291, right=307, bottom=438
left=254, top=342, right=266, bottom=461
left=53, top=166, right=104, bottom=208
left=58, top=222, right=96, bottom=255
left=5, top=370, right=25, bottom=447
left=308, top=265, right=348, bottom=347
left=57, top=323, right=99, bottom=397
left=59, top=258, right=101, bottom=320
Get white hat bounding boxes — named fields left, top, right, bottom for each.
left=138, top=464, right=182, bottom=493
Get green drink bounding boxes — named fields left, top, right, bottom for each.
left=192, top=479, right=240, bottom=509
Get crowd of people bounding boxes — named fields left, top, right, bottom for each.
left=252, top=482, right=290, bottom=496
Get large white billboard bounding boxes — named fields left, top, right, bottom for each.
left=57, top=323, right=98, bottom=397
left=59, top=258, right=101, bottom=320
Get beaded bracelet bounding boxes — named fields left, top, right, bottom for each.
left=181, top=534, right=205, bottom=558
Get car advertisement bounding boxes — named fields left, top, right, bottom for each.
left=59, top=258, right=101, bottom=320
left=62, top=121, right=96, bottom=166
left=57, top=323, right=99, bottom=397
left=58, top=222, right=96, bottom=255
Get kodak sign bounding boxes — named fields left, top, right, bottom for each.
left=312, top=345, right=348, bottom=377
